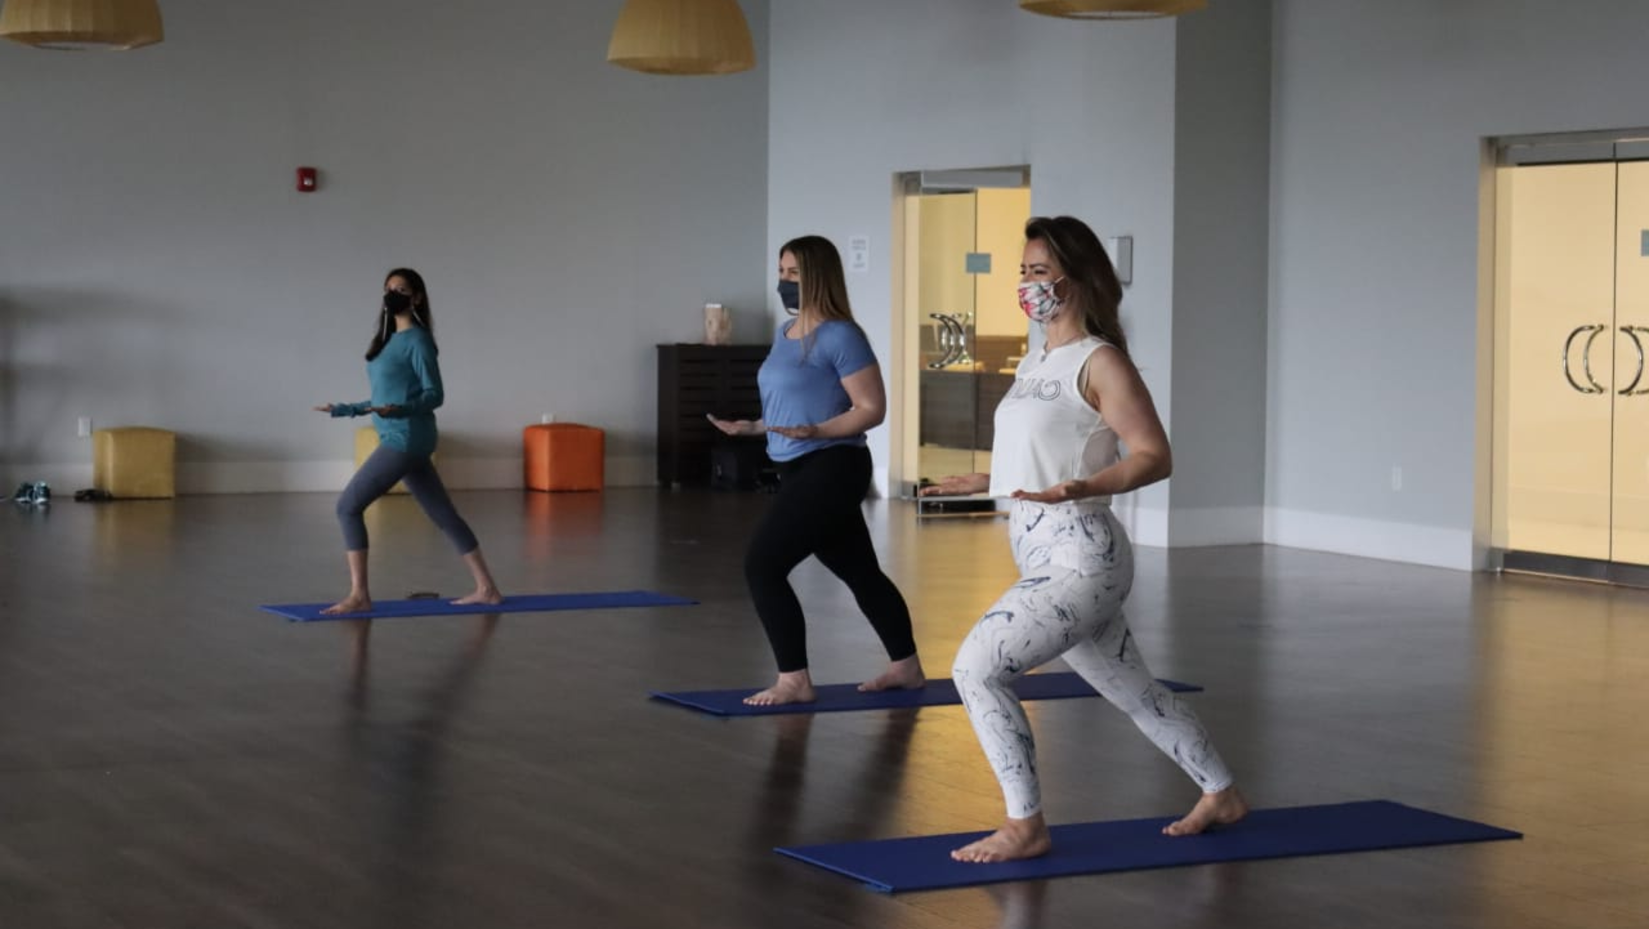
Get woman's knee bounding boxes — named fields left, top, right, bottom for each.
left=951, top=622, right=1012, bottom=685
left=335, top=493, right=365, bottom=521
left=745, top=533, right=804, bottom=585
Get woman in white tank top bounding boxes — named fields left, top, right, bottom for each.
left=923, top=216, right=1247, bottom=863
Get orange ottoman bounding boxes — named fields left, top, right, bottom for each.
left=524, top=423, right=604, bottom=492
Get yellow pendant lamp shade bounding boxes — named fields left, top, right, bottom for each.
left=0, top=0, right=165, bottom=50
left=1020, top=0, right=1207, bottom=19
left=607, top=0, right=755, bottom=76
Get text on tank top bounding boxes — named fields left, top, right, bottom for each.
left=988, top=336, right=1120, bottom=501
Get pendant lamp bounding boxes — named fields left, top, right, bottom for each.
left=607, top=0, right=755, bottom=76
left=0, top=0, right=164, bottom=50
left=1020, top=0, right=1206, bottom=19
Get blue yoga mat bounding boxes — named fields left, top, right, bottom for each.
left=262, top=590, right=697, bottom=622
left=650, top=672, right=1203, bottom=717
left=776, top=800, right=1521, bottom=892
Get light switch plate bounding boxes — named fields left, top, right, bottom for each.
left=1106, top=236, right=1134, bottom=285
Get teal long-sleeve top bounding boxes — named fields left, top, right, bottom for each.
left=331, top=327, right=443, bottom=457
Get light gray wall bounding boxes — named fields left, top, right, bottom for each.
left=1267, top=0, right=1649, bottom=567
left=1168, top=0, right=1272, bottom=545
left=767, top=0, right=1180, bottom=537
left=0, top=0, right=770, bottom=492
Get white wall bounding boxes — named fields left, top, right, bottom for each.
left=1267, top=0, right=1649, bottom=568
left=0, top=0, right=770, bottom=492
left=1169, top=0, right=1272, bottom=546
left=767, top=0, right=1180, bottom=537
left=20, top=0, right=1632, bottom=573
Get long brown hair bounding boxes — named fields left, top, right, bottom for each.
left=366, top=267, right=437, bottom=361
left=1025, top=216, right=1128, bottom=357
left=781, top=235, right=854, bottom=323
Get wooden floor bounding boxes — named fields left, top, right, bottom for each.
left=1, top=488, right=1645, bottom=928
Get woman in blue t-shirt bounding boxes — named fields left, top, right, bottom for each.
left=313, top=268, right=504, bottom=616
left=709, top=236, right=925, bottom=706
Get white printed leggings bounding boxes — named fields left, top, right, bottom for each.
left=951, top=500, right=1234, bottom=820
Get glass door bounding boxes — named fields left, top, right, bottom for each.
left=1494, top=162, right=1617, bottom=565
left=1610, top=161, right=1649, bottom=565
left=914, top=191, right=984, bottom=484
left=902, top=186, right=1032, bottom=498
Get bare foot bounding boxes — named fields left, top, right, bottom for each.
left=451, top=588, right=504, bottom=606
left=743, top=670, right=816, bottom=706
left=322, top=595, right=372, bottom=615
left=857, top=654, right=927, bottom=693
left=1163, top=786, right=1249, bottom=836
left=951, top=813, right=1052, bottom=863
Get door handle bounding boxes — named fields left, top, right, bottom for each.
left=945, top=315, right=964, bottom=366
left=1564, top=324, right=1607, bottom=394
left=1620, top=326, right=1649, bottom=395
left=928, top=314, right=971, bottom=368
left=1580, top=324, right=1609, bottom=393
left=927, top=313, right=960, bottom=369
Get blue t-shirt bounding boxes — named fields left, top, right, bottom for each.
left=759, top=319, right=878, bottom=462
left=332, top=327, right=444, bottom=457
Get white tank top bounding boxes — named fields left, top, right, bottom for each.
left=989, top=336, right=1119, bottom=501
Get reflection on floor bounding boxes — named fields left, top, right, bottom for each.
left=0, top=489, right=1645, bottom=928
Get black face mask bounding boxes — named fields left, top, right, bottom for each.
left=777, top=280, right=800, bottom=312
left=383, top=290, right=412, bottom=315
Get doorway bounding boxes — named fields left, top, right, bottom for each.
left=1491, top=135, right=1649, bottom=583
left=890, top=168, right=1031, bottom=506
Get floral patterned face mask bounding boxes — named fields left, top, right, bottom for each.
left=1018, top=277, right=1065, bottom=323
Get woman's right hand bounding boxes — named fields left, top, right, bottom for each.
left=707, top=414, right=762, bottom=437
left=920, top=473, right=990, bottom=496
left=313, top=404, right=334, bottom=413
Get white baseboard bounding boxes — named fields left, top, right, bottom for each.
left=437, top=455, right=654, bottom=490
left=1110, top=498, right=1168, bottom=548
left=4, top=455, right=658, bottom=496
left=0, top=461, right=1474, bottom=572
left=604, top=455, right=655, bottom=488
left=2, top=463, right=94, bottom=495
left=1263, top=507, right=1473, bottom=571
left=873, top=467, right=891, bottom=500
left=1168, top=505, right=1264, bottom=547
left=177, top=460, right=357, bottom=494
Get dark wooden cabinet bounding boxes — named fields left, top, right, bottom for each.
left=657, top=344, right=769, bottom=487
left=919, top=371, right=1015, bottom=449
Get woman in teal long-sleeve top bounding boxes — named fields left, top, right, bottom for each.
left=313, top=268, right=504, bottom=615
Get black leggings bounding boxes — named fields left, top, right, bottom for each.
left=336, top=444, right=479, bottom=555
left=744, top=444, right=917, bottom=673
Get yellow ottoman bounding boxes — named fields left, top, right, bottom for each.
left=354, top=428, right=438, bottom=494
left=93, top=427, right=176, bottom=499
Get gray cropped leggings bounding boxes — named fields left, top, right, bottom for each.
left=337, top=444, right=479, bottom=555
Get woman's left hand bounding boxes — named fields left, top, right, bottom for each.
left=768, top=423, right=818, bottom=439
left=1011, top=479, right=1090, bottom=503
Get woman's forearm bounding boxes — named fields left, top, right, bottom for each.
left=1083, top=449, right=1171, bottom=496
left=811, top=406, right=883, bottom=439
